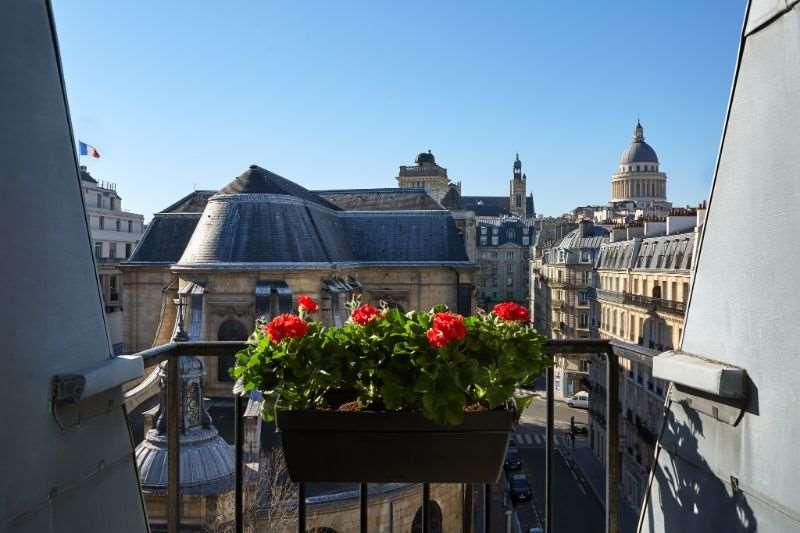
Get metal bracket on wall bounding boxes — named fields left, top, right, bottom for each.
left=51, top=355, right=144, bottom=429
left=670, top=384, right=747, bottom=427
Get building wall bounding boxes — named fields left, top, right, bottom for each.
left=122, top=266, right=175, bottom=353
left=590, top=241, right=692, bottom=515
left=81, top=171, right=145, bottom=353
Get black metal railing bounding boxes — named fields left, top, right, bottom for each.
left=127, top=338, right=623, bottom=533
left=623, top=292, right=686, bottom=316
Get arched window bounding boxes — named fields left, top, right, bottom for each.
left=411, top=501, right=443, bottom=533
left=217, top=319, right=248, bottom=382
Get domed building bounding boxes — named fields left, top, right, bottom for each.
left=122, top=164, right=474, bottom=532
left=600, top=121, right=672, bottom=223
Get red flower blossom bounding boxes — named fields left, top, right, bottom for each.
left=351, top=303, right=382, bottom=325
left=493, top=301, right=529, bottom=322
left=266, top=314, right=309, bottom=344
left=297, top=295, right=319, bottom=314
left=426, top=327, right=448, bottom=348
left=426, top=311, right=467, bottom=348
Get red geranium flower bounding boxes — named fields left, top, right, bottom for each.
left=426, top=327, right=448, bottom=348
left=297, top=295, right=319, bottom=314
left=426, top=311, right=467, bottom=348
left=351, top=304, right=382, bottom=326
left=493, top=301, right=529, bottom=322
left=265, top=314, right=309, bottom=344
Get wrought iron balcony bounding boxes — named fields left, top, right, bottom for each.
left=623, top=292, right=686, bottom=316
left=596, top=289, right=625, bottom=304
left=125, top=338, right=626, bottom=533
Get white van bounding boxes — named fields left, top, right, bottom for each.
left=567, top=390, right=589, bottom=409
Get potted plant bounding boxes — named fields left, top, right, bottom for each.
left=232, top=296, right=549, bottom=483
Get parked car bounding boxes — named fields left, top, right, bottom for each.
left=567, top=390, right=589, bottom=409
left=504, top=445, right=522, bottom=471
left=509, top=472, right=532, bottom=503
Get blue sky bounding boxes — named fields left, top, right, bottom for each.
left=54, top=1, right=745, bottom=219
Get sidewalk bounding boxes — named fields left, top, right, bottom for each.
left=565, top=447, right=638, bottom=533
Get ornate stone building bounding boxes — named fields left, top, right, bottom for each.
left=122, top=164, right=473, bottom=532
left=443, top=154, right=537, bottom=309
left=593, top=121, right=672, bottom=225
left=395, top=150, right=455, bottom=204
left=531, top=219, right=608, bottom=399
left=80, top=165, right=145, bottom=353
left=589, top=207, right=703, bottom=515
left=122, top=164, right=475, bottom=394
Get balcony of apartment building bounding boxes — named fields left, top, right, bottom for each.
left=623, top=292, right=686, bottom=317
left=104, top=337, right=629, bottom=533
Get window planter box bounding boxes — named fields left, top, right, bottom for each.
left=277, top=409, right=513, bottom=483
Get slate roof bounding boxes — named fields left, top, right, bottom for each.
left=126, top=213, right=201, bottom=264
left=341, top=211, right=469, bottom=263
left=454, top=195, right=535, bottom=217
left=219, top=165, right=341, bottom=211
left=620, top=140, right=659, bottom=164
left=595, top=230, right=695, bottom=271
left=316, top=188, right=443, bottom=211
left=129, top=165, right=473, bottom=270
left=556, top=225, right=610, bottom=250
left=160, top=190, right=216, bottom=213
left=596, top=239, right=640, bottom=270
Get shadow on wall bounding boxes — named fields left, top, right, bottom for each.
left=641, top=402, right=756, bottom=532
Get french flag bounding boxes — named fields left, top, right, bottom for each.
left=79, top=141, right=101, bottom=159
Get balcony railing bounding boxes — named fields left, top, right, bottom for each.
left=125, top=338, right=624, bottom=533
left=623, top=292, right=686, bottom=316
left=596, top=289, right=624, bottom=304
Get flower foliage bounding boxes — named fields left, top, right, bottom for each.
left=232, top=297, right=549, bottom=425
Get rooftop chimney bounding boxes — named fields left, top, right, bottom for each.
left=578, top=218, right=592, bottom=237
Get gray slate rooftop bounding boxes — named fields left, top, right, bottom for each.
left=316, top=188, right=443, bottom=211
left=130, top=165, right=473, bottom=269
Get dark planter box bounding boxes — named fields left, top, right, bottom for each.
left=276, top=409, right=513, bottom=483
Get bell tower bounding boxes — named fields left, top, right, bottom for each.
left=509, top=153, right=527, bottom=218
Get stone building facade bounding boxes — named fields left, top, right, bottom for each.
left=395, top=150, right=456, bottom=204
left=531, top=219, right=608, bottom=399
left=442, top=154, right=537, bottom=309
left=80, top=165, right=145, bottom=353
left=587, top=122, right=673, bottom=225
left=589, top=207, right=703, bottom=515
left=122, top=165, right=475, bottom=395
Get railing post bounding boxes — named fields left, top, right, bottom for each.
left=605, top=348, right=620, bottom=533
left=167, top=355, right=180, bottom=533
left=423, top=482, right=431, bottom=533
left=545, top=365, right=554, bottom=533
left=234, top=393, right=244, bottom=533
left=297, top=483, right=306, bottom=533
left=169, top=299, right=188, bottom=533
left=484, top=483, right=491, bottom=533
left=360, top=482, right=368, bottom=533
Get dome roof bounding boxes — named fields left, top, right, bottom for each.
left=415, top=150, right=436, bottom=165
left=619, top=121, right=659, bottom=164
left=620, top=141, right=659, bottom=164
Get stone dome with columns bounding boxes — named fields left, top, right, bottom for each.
left=610, top=121, right=669, bottom=205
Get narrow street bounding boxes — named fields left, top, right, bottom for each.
left=490, top=391, right=609, bottom=533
